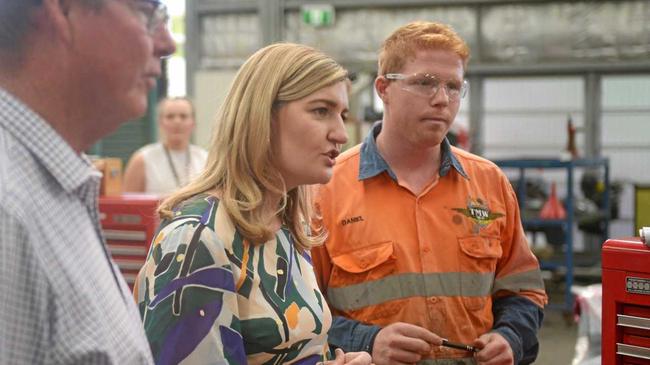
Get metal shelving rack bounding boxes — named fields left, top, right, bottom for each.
left=493, top=158, right=610, bottom=312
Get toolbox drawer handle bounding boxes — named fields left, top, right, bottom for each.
left=113, top=260, right=145, bottom=270
left=108, top=245, right=148, bottom=256
left=617, top=314, right=650, bottom=330
left=617, top=343, right=650, bottom=360
left=103, top=229, right=146, bottom=241
left=122, top=273, right=137, bottom=284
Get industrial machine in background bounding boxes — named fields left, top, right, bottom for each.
left=494, top=158, right=611, bottom=313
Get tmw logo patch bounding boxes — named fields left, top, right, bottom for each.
left=452, top=198, right=504, bottom=231
left=341, top=216, right=364, bottom=226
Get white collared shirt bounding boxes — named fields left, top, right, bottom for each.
left=0, top=88, right=153, bottom=364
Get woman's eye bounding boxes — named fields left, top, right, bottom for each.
left=313, top=108, right=329, bottom=117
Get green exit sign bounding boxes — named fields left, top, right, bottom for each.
left=301, top=4, right=335, bottom=27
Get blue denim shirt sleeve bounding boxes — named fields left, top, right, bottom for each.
left=329, top=297, right=541, bottom=362
left=491, top=296, right=544, bottom=365
left=328, top=316, right=382, bottom=353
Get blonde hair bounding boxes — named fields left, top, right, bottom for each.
left=159, top=43, right=347, bottom=250
left=157, top=96, right=195, bottom=120
left=378, top=21, right=470, bottom=75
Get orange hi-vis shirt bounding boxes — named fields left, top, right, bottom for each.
left=312, top=129, right=547, bottom=361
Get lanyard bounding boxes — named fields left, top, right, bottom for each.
left=163, top=145, right=191, bottom=188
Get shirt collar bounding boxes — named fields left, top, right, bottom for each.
left=358, top=121, right=469, bottom=181
left=0, top=87, right=100, bottom=196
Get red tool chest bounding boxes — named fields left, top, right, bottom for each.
left=99, top=195, right=160, bottom=289
left=602, top=238, right=650, bottom=364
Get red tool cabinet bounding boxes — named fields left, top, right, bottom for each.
left=602, top=238, right=650, bottom=364
left=99, top=195, right=160, bottom=289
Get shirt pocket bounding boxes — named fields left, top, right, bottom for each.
left=457, top=235, right=502, bottom=311
left=329, top=241, right=399, bottom=320
left=458, top=235, right=502, bottom=269
left=330, top=241, right=396, bottom=286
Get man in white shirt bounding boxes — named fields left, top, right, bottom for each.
left=0, top=1, right=175, bottom=363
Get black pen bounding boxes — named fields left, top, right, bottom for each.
left=441, top=339, right=479, bottom=353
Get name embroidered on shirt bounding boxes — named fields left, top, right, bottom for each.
left=341, top=216, right=364, bottom=226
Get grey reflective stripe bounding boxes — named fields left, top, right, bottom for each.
left=418, top=357, right=476, bottom=365
left=327, top=272, right=494, bottom=311
left=492, top=268, right=545, bottom=294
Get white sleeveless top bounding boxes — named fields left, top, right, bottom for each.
left=138, top=142, right=208, bottom=196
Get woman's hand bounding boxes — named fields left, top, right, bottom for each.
left=319, top=348, right=374, bottom=365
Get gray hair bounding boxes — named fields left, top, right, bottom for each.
left=0, top=1, right=41, bottom=53
left=0, top=0, right=103, bottom=54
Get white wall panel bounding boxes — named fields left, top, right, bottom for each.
left=602, top=149, right=650, bottom=184
left=483, top=77, right=584, bottom=159
left=483, top=114, right=584, bottom=151
left=602, top=75, right=650, bottom=185
left=603, top=75, right=650, bottom=108
left=485, top=77, right=584, bottom=110
left=601, top=114, right=650, bottom=146
left=193, top=70, right=237, bottom=149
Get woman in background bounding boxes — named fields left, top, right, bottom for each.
left=134, top=43, right=372, bottom=365
left=123, top=96, right=208, bottom=195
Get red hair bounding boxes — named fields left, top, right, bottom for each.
left=378, top=21, right=470, bottom=75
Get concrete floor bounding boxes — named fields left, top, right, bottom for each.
left=534, top=275, right=601, bottom=365
left=537, top=309, right=578, bottom=364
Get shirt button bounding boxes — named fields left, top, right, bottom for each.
left=360, top=259, right=368, bottom=268
left=423, top=247, right=430, bottom=253
left=429, top=297, right=438, bottom=304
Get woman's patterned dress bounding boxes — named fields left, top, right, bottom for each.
left=134, top=194, right=332, bottom=364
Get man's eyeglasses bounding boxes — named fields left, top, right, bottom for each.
left=129, top=0, right=169, bottom=33
left=384, top=73, right=468, bottom=101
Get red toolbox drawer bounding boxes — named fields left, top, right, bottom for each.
left=603, top=238, right=650, bottom=365
left=99, top=194, right=160, bottom=289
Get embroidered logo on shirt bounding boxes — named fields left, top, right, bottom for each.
left=341, top=216, right=364, bottom=226
left=452, top=197, right=504, bottom=233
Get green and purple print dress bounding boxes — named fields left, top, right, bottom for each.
left=134, top=194, right=332, bottom=364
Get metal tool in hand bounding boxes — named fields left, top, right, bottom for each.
left=441, top=339, right=479, bottom=353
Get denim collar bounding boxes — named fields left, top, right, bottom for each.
left=358, top=121, right=469, bottom=181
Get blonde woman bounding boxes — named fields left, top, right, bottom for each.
left=134, top=43, right=372, bottom=365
